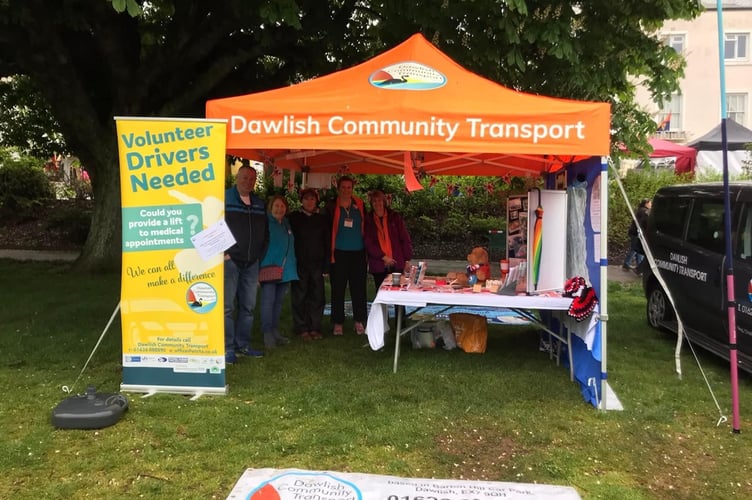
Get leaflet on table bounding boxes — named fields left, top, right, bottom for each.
left=409, top=261, right=427, bottom=288
left=499, top=258, right=527, bottom=295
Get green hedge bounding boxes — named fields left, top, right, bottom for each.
left=255, top=166, right=700, bottom=259
left=0, top=149, right=53, bottom=215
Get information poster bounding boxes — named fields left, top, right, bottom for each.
left=506, top=195, right=528, bottom=259
left=115, top=117, right=227, bottom=395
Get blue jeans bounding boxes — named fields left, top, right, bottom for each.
left=260, top=282, right=290, bottom=334
left=622, top=248, right=644, bottom=268
left=224, top=259, right=259, bottom=352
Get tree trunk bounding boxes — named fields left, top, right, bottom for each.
left=73, top=146, right=122, bottom=273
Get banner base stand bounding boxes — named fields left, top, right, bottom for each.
left=598, top=381, right=623, bottom=411
left=121, top=384, right=228, bottom=398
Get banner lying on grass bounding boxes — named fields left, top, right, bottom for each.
left=227, top=468, right=581, bottom=500
left=116, top=116, right=228, bottom=396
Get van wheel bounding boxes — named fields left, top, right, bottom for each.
left=647, top=284, right=673, bottom=330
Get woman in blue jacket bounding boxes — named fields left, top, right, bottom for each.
left=259, top=195, right=299, bottom=348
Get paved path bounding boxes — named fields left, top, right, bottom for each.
left=0, top=251, right=640, bottom=284
left=0, top=249, right=80, bottom=262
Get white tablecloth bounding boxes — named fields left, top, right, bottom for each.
left=366, top=286, right=573, bottom=350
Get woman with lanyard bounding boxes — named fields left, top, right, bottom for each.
left=259, top=195, right=298, bottom=348
left=326, top=176, right=368, bottom=336
left=364, top=190, right=413, bottom=289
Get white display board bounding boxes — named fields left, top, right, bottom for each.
left=527, top=189, right=568, bottom=293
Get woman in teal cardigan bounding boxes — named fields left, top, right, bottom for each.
left=259, top=195, right=299, bottom=348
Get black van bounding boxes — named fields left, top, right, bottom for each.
left=642, top=182, right=752, bottom=373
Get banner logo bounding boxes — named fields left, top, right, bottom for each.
left=369, top=62, right=446, bottom=90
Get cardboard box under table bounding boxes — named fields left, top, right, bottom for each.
left=365, top=284, right=574, bottom=374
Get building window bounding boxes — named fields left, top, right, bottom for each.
left=663, top=33, right=685, bottom=53
left=657, top=94, right=683, bottom=132
left=725, top=33, right=749, bottom=61
left=727, top=93, right=747, bottom=126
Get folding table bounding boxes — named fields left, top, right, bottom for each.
left=365, top=283, right=576, bottom=375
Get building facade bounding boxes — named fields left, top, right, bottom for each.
left=635, top=1, right=752, bottom=143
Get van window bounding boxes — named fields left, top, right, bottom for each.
left=686, top=199, right=725, bottom=253
left=653, top=195, right=690, bottom=238
left=736, top=203, right=752, bottom=260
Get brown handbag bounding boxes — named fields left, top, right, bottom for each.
left=258, top=264, right=283, bottom=283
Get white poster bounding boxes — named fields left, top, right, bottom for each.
left=589, top=173, right=601, bottom=233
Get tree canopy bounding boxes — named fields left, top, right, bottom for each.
left=0, top=0, right=701, bottom=271
left=0, top=75, right=67, bottom=157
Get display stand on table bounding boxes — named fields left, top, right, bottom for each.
left=525, top=189, right=568, bottom=293
left=505, top=189, right=568, bottom=294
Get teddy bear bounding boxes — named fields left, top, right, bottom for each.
left=466, top=246, right=491, bottom=284
left=446, top=246, right=491, bottom=286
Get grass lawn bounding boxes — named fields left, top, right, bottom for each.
left=0, top=259, right=751, bottom=499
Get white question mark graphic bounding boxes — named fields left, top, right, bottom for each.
left=186, top=215, right=199, bottom=235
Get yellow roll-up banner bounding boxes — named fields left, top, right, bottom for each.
left=115, top=117, right=227, bottom=395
